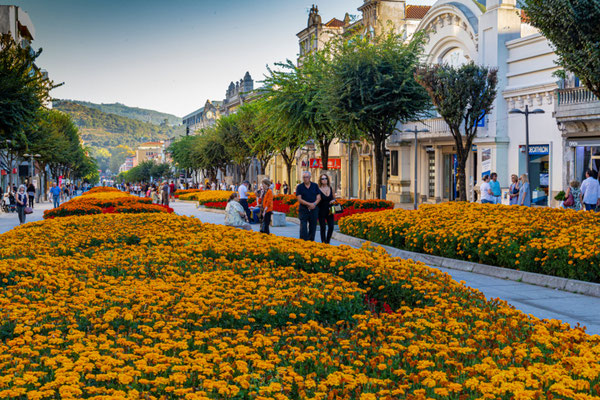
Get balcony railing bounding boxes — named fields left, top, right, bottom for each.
left=557, top=87, right=598, bottom=105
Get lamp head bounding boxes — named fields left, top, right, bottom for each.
left=531, top=109, right=545, bottom=114
left=509, top=109, right=524, bottom=114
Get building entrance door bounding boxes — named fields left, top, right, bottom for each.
left=350, top=149, right=359, bottom=198
left=443, top=154, right=457, bottom=201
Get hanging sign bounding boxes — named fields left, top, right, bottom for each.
left=309, top=158, right=341, bottom=169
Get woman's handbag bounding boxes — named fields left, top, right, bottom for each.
left=24, top=206, right=33, bottom=215
left=563, top=192, right=574, bottom=207
left=330, top=203, right=343, bottom=215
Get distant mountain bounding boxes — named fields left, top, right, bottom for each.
left=58, top=99, right=182, bottom=126
left=53, top=100, right=184, bottom=149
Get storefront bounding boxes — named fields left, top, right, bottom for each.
left=519, top=144, right=550, bottom=206
left=571, top=140, right=600, bottom=182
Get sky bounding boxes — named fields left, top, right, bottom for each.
left=11, top=0, right=435, bottom=117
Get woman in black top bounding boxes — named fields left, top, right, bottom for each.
left=317, top=173, right=336, bottom=244
left=15, top=185, right=28, bottom=225
left=27, top=183, right=35, bottom=208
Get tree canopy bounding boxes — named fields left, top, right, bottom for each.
left=520, top=0, right=600, bottom=98
left=415, top=62, right=498, bottom=201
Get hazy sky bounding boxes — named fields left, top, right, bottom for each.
left=12, top=0, right=435, bottom=117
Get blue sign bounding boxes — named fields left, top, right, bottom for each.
left=528, top=145, right=549, bottom=155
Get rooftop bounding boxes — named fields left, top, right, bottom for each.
left=405, top=5, right=431, bottom=19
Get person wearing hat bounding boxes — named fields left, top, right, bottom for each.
left=238, top=180, right=251, bottom=221
left=260, top=178, right=274, bottom=234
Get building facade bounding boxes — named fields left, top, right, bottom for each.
left=389, top=0, right=564, bottom=206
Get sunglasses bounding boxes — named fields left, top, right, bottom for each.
left=320, top=177, right=328, bottom=180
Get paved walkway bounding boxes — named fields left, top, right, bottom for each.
left=172, top=201, right=600, bottom=336
left=0, top=200, right=54, bottom=234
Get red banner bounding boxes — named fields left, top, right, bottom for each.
left=309, top=158, right=341, bottom=170
left=0, top=170, right=6, bottom=176
left=11, top=168, right=17, bottom=174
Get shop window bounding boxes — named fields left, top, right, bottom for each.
left=390, top=151, right=398, bottom=176
left=575, top=146, right=600, bottom=182
left=521, top=144, right=549, bottom=206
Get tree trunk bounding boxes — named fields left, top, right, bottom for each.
left=456, top=150, right=468, bottom=202
left=319, top=139, right=331, bottom=171
left=372, top=137, right=385, bottom=200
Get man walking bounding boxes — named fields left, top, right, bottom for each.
left=296, top=171, right=321, bottom=241
left=238, top=180, right=252, bottom=222
left=480, top=175, right=494, bottom=204
left=490, top=173, right=502, bottom=204
left=161, top=181, right=170, bottom=206
left=50, top=182, right=61, bottom=208
left=581, top=169, right=600, bottom=211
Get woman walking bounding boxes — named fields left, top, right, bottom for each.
left=15, top=185, right=28, bottom=225
left=317, top=173, right=336, bottom=244
left=225, top=192, right=251, bottom=231
left=27, top=182, right=35, bottom=209
left=508, top=174, right=520, bottom=206
left=518, top=174, right=531, bottom=207
left=260, top=178, right=273, bottom=234
left=563, top=181, right=583, bottom=211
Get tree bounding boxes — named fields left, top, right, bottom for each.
left=262, top=50, right=337, bottom=173
left=326, top=30, right=431, bottom=198
left=520, top=0, right=600, bottom=98
left=109, top=145, right=134, bottom=173
left=237, top=101, right=276, bottom=174
left=215, top=113, right=252, bottom=180
left=415, top=62, right=498, bottom=201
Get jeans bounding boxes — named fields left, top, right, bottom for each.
left=239, top=198, right=251, bottom=221
left=318, top=212, right=334, bottom=244
left=494, top=196, right=501, bottom=204
left=260, top=211, right=272, bottom=234
left=53, top=196, right=60, bottom=208
left=16, top=205, right=25, bottom=224
left=28, top=195, right=34, bottom=208
left=299, top=207, right=318, bottom=241
left=481, top=199, right=494, bottom=204
left=584, top=203, right=597, bottom=211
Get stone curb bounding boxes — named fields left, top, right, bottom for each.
left=332, top=231, right=600, bottom=298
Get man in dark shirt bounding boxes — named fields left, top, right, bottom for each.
left=296, top=171, right=321, bottom=241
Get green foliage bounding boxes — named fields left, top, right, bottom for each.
left=0, top=34, right=56, bottom=142
left=237, top=100, right=275, bottom=173
left=325, top=30, right=431, bottom=198
left=61, top=100, right=182, bottom=125
left=415, top=63, right=498, bottom=201
left=122, top=160, right=172, bottom=182
left=520, top=0, right=600, bottom=98
left=215, top=113, right=252, bottom=178
left=108, top=145, right=134, bottom=174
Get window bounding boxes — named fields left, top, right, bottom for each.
left=391, top=151, right=398, bottom=176
left=428, top=151, right=435, bottom=198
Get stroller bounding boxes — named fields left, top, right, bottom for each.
left=1, top=193, right=16, bottom=213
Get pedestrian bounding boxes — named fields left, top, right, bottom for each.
left=296, top=171, right=321, bottom=241
left=580, top=169, right=600, bottom=211
left=238, top=180, right=252, bottom=222
left=15, top=185, right=28, bottom=225
left=260, top=178, right=273, bottom=234
left=282, top=181, right=289, bottom=195
left=317, top=173, right=335, bottom=244
left=490, top=173, right=501, bottom=204
left=151, top=184, right=160, bottom=204
left=50, top=182, right=61, bottom=208
left=480, top=175, right=494, bottom=204
left=211, top=181, right=216, bottom=190
left=225, top=192, right=251, bottom=231
left=169, top=181, right=175, bottom=200
left=27, top=182, right=35, bottom=208
left=276, top=181, right=282, bottom=195
left=518, top=174, right=531, bottom=207
left=508, top=174, right=520, bottom=205
left=562, top=180, right=583, bottom=211
left=161, top=181, right=170, bottom=206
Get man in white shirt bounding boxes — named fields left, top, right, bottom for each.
left=580, top=169, right=600, bottom=211
left=238, top=180, right=251, bottom=221
left=480, top=175, right=494, bottom=204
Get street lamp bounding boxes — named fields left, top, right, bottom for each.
left=401, top=127, right=430, bottom=210
left=509, top=105, right=545, bottom=203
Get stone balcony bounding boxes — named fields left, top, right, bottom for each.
left=554, top=87, right=600, bottom=136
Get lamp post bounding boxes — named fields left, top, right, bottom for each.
left=509, top=105, right=545, bottom=203
left=401, top=127, right=430, bottom=210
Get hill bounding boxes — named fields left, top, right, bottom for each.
left=58, top=99, right=182, bottom=126
left=53, top=100, right=184, bottom=149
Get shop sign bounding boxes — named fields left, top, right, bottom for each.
left=11, top=168, right=17, bottom=174
left=0, top=169, right=6, bottom=176
left=520, top=145, right=549, bottom=155
left=309, top=158, right=341, bottom=169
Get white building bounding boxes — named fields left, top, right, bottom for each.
left=388, top=0, right=564, bottom=206
left=0, top=5, right=35, bottom=45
